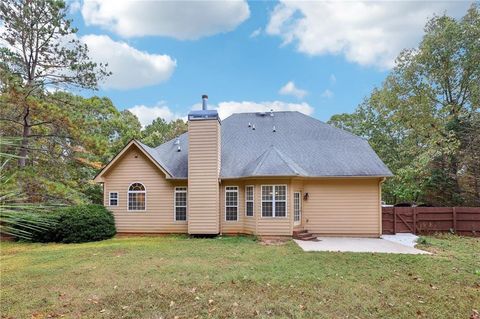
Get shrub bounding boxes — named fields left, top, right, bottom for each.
left=416, top=236, right=430, bottom=246
left=29, top=205, right=116, bottom=243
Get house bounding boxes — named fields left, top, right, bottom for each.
left=94, top=96, right=392, bottom=237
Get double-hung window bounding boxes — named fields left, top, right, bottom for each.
left=261, top=185, right=287, bottom=217
left=174, top=187, right=187, bottom=221
left=109, top=192, right=118, bottom=206
left=225, top=186, right=238, bottom=221
left=245, top=185, right=254, bottom=217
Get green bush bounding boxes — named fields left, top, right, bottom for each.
left=30, top=205, right=116, bottom=243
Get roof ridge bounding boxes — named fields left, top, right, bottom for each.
left=250, top=146, right=275, bottom=176
left=271, top=147, right=307, bottom=176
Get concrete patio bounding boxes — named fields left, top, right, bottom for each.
left=294, top=234, right=431, bottom=254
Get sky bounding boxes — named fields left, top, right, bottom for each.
left=68, top=0, right=473, bottom=127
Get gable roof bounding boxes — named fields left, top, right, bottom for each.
left=94, top=140, right=173, bottom=182
left=149, top=111, right=392, bottom=179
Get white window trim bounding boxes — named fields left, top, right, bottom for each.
left=174, top=187, right=188, bottom=222
left=245, top=185, right=254, bottom=217
left=225, top=186, right=239, bottom=222
left=109, top=192, right=119, bottom=206
left=127, top=182, right=147, bottom=212
left=261, top=184, right=288, bottom=218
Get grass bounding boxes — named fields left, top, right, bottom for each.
left=1, top=234, right=479, bottom=319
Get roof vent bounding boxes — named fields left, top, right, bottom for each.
left=248, top=122, right=251, bottom=127
left=177, top=145, right=181, bottom=152
left=174, top=138, right=180, bottom=145
left=252, top=124, right=256, bottom=130
left=273, top=125, right=276, bottom=132
left=202, top=94, right=208, bottom=110
left=270, top=109, right=274, bottom=117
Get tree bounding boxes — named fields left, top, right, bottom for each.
left=329, top=4, right=480, bottom=206
left=1, top=80, right=142, bottom=204
left=141, top=118, right=187, bottom=147
left=0, top=0, right=110, bottom=168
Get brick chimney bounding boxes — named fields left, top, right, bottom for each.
left=187, top=95, right=221, bottom=234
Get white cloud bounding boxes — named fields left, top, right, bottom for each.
left=193, top=100, right=314, bottom=120
left=68, top=0, right=81, bottom=13
left=250, top=28, right=262, bottom=38
left=128, top=102, right=183, bottom=128
left=266, top=1, right=471, bottom=68
left=82, top=0, right=250, bottom=40
left=279, top=81, right=307, bottom=99
left=329, top=74, right=336, bottom=85
left=321, top=89, right=334, bottom=99
left=81, top=35, right=176, bottom=90
left=130, top=99, right=314, bottom=127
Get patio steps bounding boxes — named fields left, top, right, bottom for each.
left=293, top=230, right=319, bottom=241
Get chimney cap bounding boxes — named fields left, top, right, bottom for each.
left=202, top=94, right=208, bottom=99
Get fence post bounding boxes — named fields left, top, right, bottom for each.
left=452, top=207, right=457, bottom=233
left=393, top=207, right=396, bottom=234
left=413, top=207, right=417, bottom=235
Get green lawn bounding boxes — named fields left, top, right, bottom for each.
left=1, top=235, right=479, bottom=319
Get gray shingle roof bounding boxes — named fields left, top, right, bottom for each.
left=145, top=111, right=392, bottom=179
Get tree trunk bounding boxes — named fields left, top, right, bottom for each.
left=18, top=105, right=30, bottom=168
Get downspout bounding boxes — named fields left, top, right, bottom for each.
left=378, top=177, right=386, bottom=237
left=219, top=178, right=223, bottom=235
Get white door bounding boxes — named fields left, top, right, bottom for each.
left=293, top=192, right=301, bottom=226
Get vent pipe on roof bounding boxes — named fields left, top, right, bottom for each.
left=252, top=124, right=256, bottom=130
left=202, top=94, right=208, bottom=110
left=174, top=138, right=180, bottom=145
left=248, top=122, right=251, bottom=127
left=177, top=145, right=181, bottom=152
left=273, top=125, right=276, bottom=132
left=270, top=109, right=274, bottom=116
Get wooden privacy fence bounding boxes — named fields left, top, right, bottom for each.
left=382, top=207, right=480, bottom=237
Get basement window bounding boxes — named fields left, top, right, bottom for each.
left=225, top=186, right=238, bottom=221
left=128, top=183, right=146, bottom=211
left=109, top=192, right=118, bottom=206
left=245, top=185, right=254, bottom=217
left=261, top=185, right=287, bottom=218
left=174, top=187, right=187, bottom=221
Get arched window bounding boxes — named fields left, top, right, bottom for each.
left=128, top=183, right=146, bottom=211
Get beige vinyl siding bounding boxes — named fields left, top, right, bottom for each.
left=103, top=146, right=187, bottom=233
left=302, top=178, right=381, bottom=237
left=188, top=120, right=221, bottom=234
left=220, top=181, right=245, bottom=234
left=220, top=179, right=293, bottom=235
left=255, top=179, right=292, bottom=236
left=243, top=184, right=256, bottom=234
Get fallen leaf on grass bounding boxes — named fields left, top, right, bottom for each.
left=99, top=309, right=106, bottom=313
left=170, top=301, right=175, bottom=307
left=121, top=306, right=129, bottom=310
left=208, top=299, right=214, bottom=305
